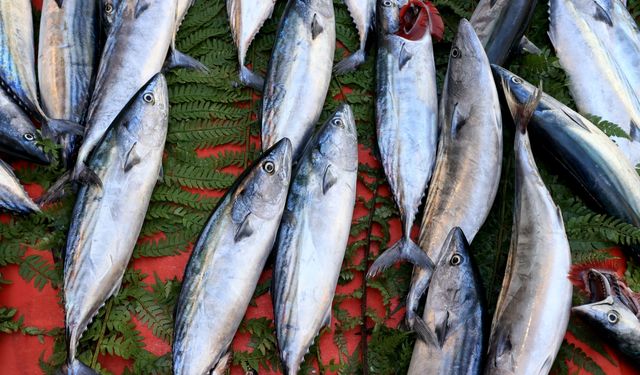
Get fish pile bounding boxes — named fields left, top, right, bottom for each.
left=3, top=0, right=640, bottom=373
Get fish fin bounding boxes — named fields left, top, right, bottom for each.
left=54, top=0, right=64, bottom=7
left=74, top=165, right=103, bottom=188
left=519, top=36, right=542, bottom=55
left=311, top=13, right=324, bottom=40
left=210, top=351, right=232, bottom=375
left=560, top=107, right=592, bottom=132
left=43, top=119, right=84, bottom=140
left=490, top=0, right=498, bottom=6
left=58, top=359, right=99, bottom=375
left=593, top=0, right=614, bottom=26
left=630, top=121, right=640, bottom=141
left=124, top=142, right=142, bottom=172
left=234, top=214, right=254, bottom=242
left=547, top=31, right=557, bottom=49
left=239, top=65, right=265, bottom=91
left=451, top=103, right=468, bottom=137
left=135, top=1, right=151, bottom=18
left=398, top=43, right=412, bottom=71
left=413, top=315, right=439, bottom=347
left=495, top=331, right=513, bottom=365
left=539, top=355, right=554, bottom=375
left=322, top=307, right=332, bottom=328
left=164, top=48, right=210, bottom=73
left=323, top=165, right=338, bottom=194
left=503, top=80, right=543, bottom=134
left=367, top=238, right=434, bottom=278
left=434, top=310, right=449, bottom=347
left=37, top=171, right=72, bottom=205
left=157, top=166, right=164, bottom=183
left=334, top=49, right=366, bottom=75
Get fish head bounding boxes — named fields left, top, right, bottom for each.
left=446, top=19, right=487, bottom=90
left=315, top=103, right=358, bottom=171
left=235, top=138, right=293, bottom=219
left=378, top=0, right=401, bottom=34
left=101, top=0, right=121, bottom=30
left=122, top=73, right=170, bottom=147
left=490, top=65, right=538, bottom=108
left=3, top=119, right=50, bottom=164
left=573, top=296, right=640, bottom=344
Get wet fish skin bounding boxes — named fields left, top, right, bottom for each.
left=404, top=19, right=502, bottom=339
left=261, top=0, right=335, bottom=160
left=334, top=0, right=376, bottom=74
left=368, top=0, right=438, bottom=277
left=0, top=88, right=49, bottom=164
left=469, top=0, right=538, bottom=65
left=100, top=0, right=121, bottom=31
left=63, top=74, right=169, bottom=369
left=173, top=139, right=292, bottom=375
left=38, top=0, right=99, bottom=168
left=407, top=227, right=485, bottom=375
left=0, top=158, right=39, bottom=214
left=273, top=105, right=358, bottom=375
left=492, top=66, right=640, bottom=231
left=73, top=0, right=178, bottom=182
left=484, top=83, right=572, bottom=375
left=549, top=0, right=640, bottom=165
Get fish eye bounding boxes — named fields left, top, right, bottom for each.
left=511, top=76, right=523, bottom=85
left=262, top=161, right=276, bottom=174
left=383, top=0, right=393, bottom=6
left=607, top=310, right=619, bottom=324
left=450, top=254, right=463, bottom=266
left=23, top=133, right=35, bottom=141
left=332, top=118, right=344, bottom=128
left=143, top=93, right=155, bottom=103
left=451, top=47, right=461, bottom=58
left=105, top=3, right=114, bottom=13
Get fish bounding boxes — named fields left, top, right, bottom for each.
left=549, top=0, right=640, bottom=165
left=100, top=0, right=121, bottom=31
left=226, top=0, right=277, bottom=89
left=573, top=269, right=640, bottom=361
left=334, top=0, right=376, bottom=74
left=0, top=159, right=39, bottom=214
left=407, top=227, right=485, bottom=375
left=272, top=105, right=358, bottom=374
left=492, top=66, right=640, bottom=233
left=261, top=0, right=335, bottom=160
left=369, top=20, right=502, bottom=343
left=484, top=83, right=572, bottom=375
left=38, top=0, right=99, bottom=168
left=371, top=0, right=438, bottom=274
left=172, top=139, right=292, bottom=375
left=469, top=0, right=539, bottom=65
left=61, top=74, right=168, bottom=374
left=0, top=89, right=49, bottom=164
left=72, top=0, right=178, bottom=184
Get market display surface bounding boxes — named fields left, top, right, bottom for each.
left=0, top=0, right=640, bottom=374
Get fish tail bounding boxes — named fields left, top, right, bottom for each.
left=42, top=119, right=84, bottom=141
left=239, top=65, right=265, bottom=91
left=57, top=359, right=98, bottom=375
left=37, top=170, right=72, bottom=205
left=502, top=79, right=542, bottom=134
left=333, top=49, right=366, bottom=75
left=367, top=237, right=434, bottom=278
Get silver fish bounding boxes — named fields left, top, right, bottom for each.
left=38, top=0, right=99, bottom=168
left=469, top=0, right=538, bottom=65
left=0, top=159, right=38, bottom=214
left=62, top=74, right=168, bottom=374
left=492, top=66, right=640, bottom=232
left=73, top=0, right=178, bottom=183
left=0, top=88, right=48, bottom=164
left=101, top=0, right=121, bottom=30
left=407, top=227, right=485, bottom=375
left=273, top=105, right=358, bottom=375
left=172, top=139, right=292, bottom=375
left=370, top=20, right=502, bottom=343
left=226, top=0, right=277, bottom=89
left=484, top=84, right=572, bottom=375
left=549, top=0, right=640, bottom=165
left=370, top=0, right=438, bottom=274
left=334, top=0, right=376, bottom=74
left=261, top=0, right=335, bottom=160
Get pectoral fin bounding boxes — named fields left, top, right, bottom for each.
left=434, top=310, right=449, bottom=347
left=124, top=142, right=142, bottom=172
left=323, top=165, right=338, bottom=194
left=399, top=43, right=412, bottom=71
left=322, top=307, right=332, bottom=328
left=135, top=1, right=151, bottom=18
left=234, top=214, right=254, bottom=242
left=451, top=103, right=467, bottom=137
left=311, top=14, right=324, bottom=40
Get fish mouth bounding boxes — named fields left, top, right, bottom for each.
left=397, top=0, right=429, bottom=41
left=585, top=269, right=612, bottom=302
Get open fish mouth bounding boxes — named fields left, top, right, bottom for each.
left=585, top=269, right=611, bottom=302
left=397, top=0, right=429, bottom=40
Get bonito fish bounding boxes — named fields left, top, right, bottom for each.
left=484, top=84, right=572, bottom=375
left=371, top=0, right=438, bottom=274
left=62, top=74, right=168, bottom=374
left=261, top=0, right=335, bottom=160
left=369, top=20, right=502, bottom=342
left=407, top=227, right=485, bottom=375
left=73, top=0, right=178, bottom=183
left=0, top=159, right=38, bottom=214
left=38, top=0, right=99, bottom=168
left=173, top=139, right=292, bottom=375
left=273, top=105, right=358, bottom=374
left=334, top=0, right=376, bottom=74
left=0, top=89, right=48, bottom=164
left=549, top=0, right=640, bottom=165
left=469, top=0, right=538, bottom=65
left=227, top=0, right=277, bottom=89
left=493, top=66, right=640, bottom=233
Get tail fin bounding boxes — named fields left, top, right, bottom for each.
left=164, top=48, right=210, bottom=73
left=502, top=80, right=542, bottom=133
left=57, top=359, right=98, bottom=375
left=333, top=49, right=366, bottom=75
left=367, top=238, right=434, bottom=278
left=239, top=65, right=265, bottom=91
left=42, top=119, right=84, bottom=140
left=37, top=171, right=72, bottom=205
